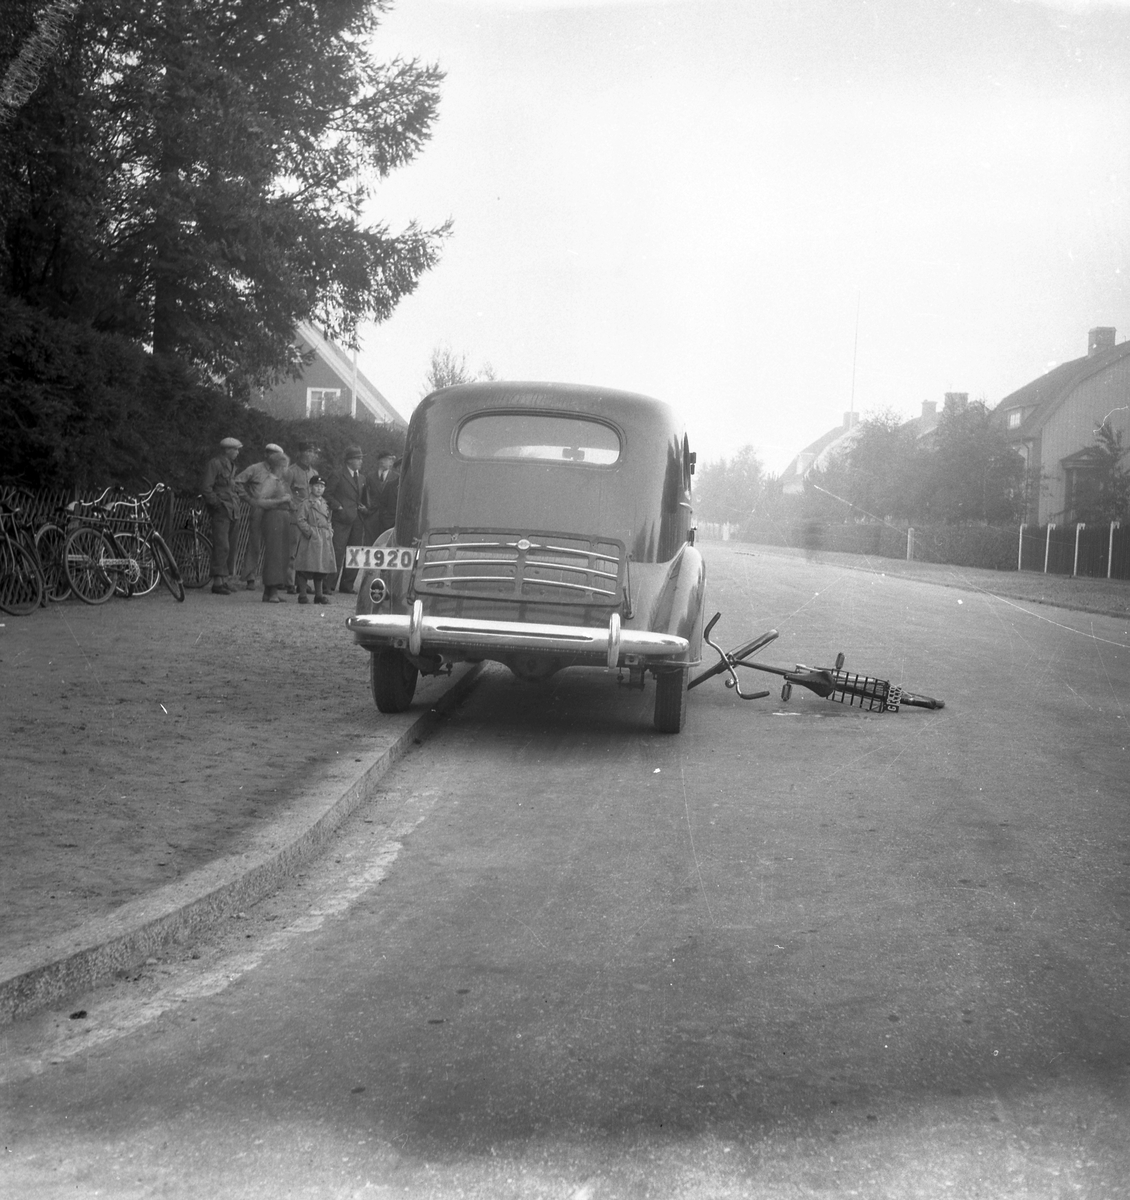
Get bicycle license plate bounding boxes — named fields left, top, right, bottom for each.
left=346, top=546, right=416, bottom=571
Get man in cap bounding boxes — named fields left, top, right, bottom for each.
left=201, top=436, right=242, bottom=593
left=326, top=445, right=371, bottom=593
left=364, top=449, right=400, bottom=542
left=284, top=441, right=320, bottom=593
left=234, top=442, right=285, bottom=590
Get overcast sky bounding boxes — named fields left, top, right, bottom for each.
left=358, top=0, right=1130, bottom=472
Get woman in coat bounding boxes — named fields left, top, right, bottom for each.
left=254, top=452, right=295, bottom=603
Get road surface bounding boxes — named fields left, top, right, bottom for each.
left=3, top=545, right=1128, bottom=1198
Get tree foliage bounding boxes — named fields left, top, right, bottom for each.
left=803, top=410, right=925, bottom=524
left=694, top=445, right=765, bottom=525
left=1, top=0, right=448, bottom=386
left=1068, top=420, right=1130, bottom=524
left=799, top=402, right=1023, bottom=527
left=0, top=293, right=404, bottom=492
left=421, top=344, right=497, bottom=395
left=919, top=401, right=1024, bottom=524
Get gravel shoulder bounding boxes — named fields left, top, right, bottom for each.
left=0, top=587, right=426, bottom=966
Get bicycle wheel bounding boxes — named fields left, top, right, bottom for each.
left=64, top=527, right=116, bottom=605
left=35, top=523, right=71, bottom=601
left=0, top=538, right=44, bottom=615
left=150, top=531, right=186, bottom=602
left=118, top=533, right=159, bottom=596
left=171, top=530, right=212, bottom=588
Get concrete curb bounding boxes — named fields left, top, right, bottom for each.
left=0, top=664, right=483, bottom=1026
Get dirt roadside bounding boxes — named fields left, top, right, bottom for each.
left=740, top=541, right=1130, bottom=620
left=1, top=547, right=1126, bottom=973
left=0, top=586, right=416, bottom=967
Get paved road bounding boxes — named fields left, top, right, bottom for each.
left=3, top=545, right=1128, bottom=1198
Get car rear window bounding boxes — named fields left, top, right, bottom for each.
left=456, top=413, right=621, bottom=465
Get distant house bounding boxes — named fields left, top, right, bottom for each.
left=994, top=327, right=1130, bottom=524
left=250, top=321, right=407, bottom=430
left=779, top=412, right=861, bottom=495
left=779, top=399, right=946, bottom=495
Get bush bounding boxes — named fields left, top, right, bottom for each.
left=910, top=524, right=1018, bottom=571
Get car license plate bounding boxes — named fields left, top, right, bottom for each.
left=346, top=546, right=416, bottom=570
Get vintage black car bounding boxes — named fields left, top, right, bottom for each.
left=345, top=381, right=706, bottom=732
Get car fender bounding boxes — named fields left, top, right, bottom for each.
left=353, top=527, right=406, bottom=616
left=634, top=543, right=706, bottom=666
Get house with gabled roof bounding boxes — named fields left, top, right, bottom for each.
left=250, top=320, right=407, bottom=429
left=994, top=327, right=1130, bottom=524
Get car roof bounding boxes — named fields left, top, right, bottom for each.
left=415, top=381, right=678, bottom=429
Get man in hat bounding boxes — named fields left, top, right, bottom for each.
left=201, top=437, right=242, bottom=593
left=326, top=445, right=370, bottom=593
left=364, top=449, right=400, bottom=542
left=284, top=441, right=320, bottom=593
left=234, top=442, right=285, bottom=590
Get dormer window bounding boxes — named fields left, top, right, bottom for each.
left=1007, top=409, right=1022, bottom=430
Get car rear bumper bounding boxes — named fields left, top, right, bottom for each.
left=346, top=604, right=689, bottom=670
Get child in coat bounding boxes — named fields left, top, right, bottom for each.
left=294, top=476, right=337, bottom=604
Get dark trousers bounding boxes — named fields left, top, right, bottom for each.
left=296, top=571, right=327, bottom=598
left=208, top=508, right=238, bottom=578
left=331, top=519, right=366, bottom=590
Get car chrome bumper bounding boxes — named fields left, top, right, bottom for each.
left=347, top=603, right=689, bottom=669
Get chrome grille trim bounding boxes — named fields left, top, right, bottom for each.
left=414, top=530, right=626, bottom=607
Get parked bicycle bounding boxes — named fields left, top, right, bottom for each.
left=63, top=484, right=185, bottom=604
left=170, top=496, right=213, bottom=589
left=690, top=612, right=944, bottom=711
left=0, top=487, right=72, bottom=607
left=0, top=496, right=46, bottom=615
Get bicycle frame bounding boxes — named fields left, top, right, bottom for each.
left=690, top=612, right=944, bottom=713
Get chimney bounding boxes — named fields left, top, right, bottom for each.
left=1088, top=327, right=1116, bottom=356
left=843, top=411, right=859, bottom=430
left=921, top=399, right=937, bottom=422
left=943, top=392, right=968, bottom=413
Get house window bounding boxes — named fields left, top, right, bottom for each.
left=307, top=388, right=341, bottom=418
left=1007, top=410, right=1022, bottom=430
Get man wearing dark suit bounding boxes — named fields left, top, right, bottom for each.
left=326, top=445, right=370, bottom=593
left=364, top=450, right=400, bottom=542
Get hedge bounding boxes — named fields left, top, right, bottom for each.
left=0, top=296, right=405, bottom=494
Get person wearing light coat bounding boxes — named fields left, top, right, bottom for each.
left=294, top=475, right=336, bottom=604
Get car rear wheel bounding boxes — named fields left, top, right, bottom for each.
left=370, top=647, right=419, bottom=713
left=653, top=666, right=687, bottom=734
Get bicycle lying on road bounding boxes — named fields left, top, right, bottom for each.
left=690, top=612, right=945, bottom=712
left=63, top=484, right=185, bottom=605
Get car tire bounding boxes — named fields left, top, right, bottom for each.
left=370, top=647, right=419, bottom=713
left=653, top=666, right=687, bottom=734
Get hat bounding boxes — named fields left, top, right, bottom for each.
left=344, top=445, right=364, bottom=459
left=265, top=443, right=284, bottom=454
left=220, top=437, right=242, bottom=449
left=309, top=475, right=325, bottom=486
left=297, top=441, right=318, bottom=453
left=376, top=449, right=396, bottom=461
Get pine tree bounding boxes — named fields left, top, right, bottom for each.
left=1, top=0, right=448, bottom=385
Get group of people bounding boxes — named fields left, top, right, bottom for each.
left=200, top=439, right=400, bottom=604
